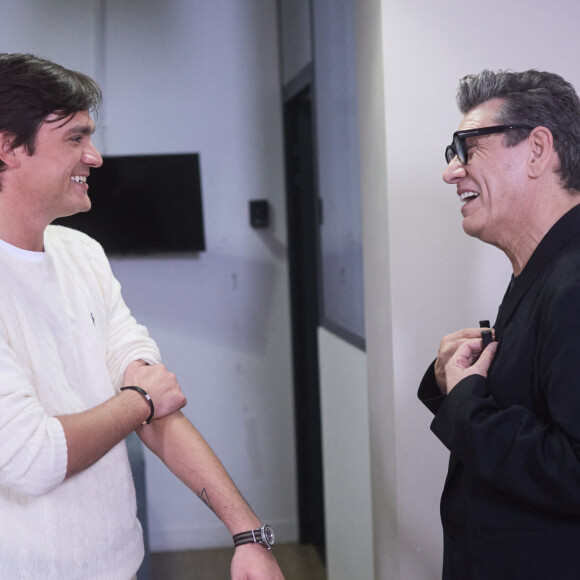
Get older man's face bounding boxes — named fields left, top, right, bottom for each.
left=442, top=98, right=532, bottom=253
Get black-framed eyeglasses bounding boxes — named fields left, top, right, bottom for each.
left=445, top=124, right=535, bottom=165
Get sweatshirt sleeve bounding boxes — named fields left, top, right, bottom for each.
left=0, top=321, right=68, bottom=496
left=68, top=229, right=162, bottom=389
left=105, top=273, right=161, bottom=390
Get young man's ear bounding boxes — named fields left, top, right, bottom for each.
left=527, top=126, right=554, bottom=179
left=0, top=132, right=21, bottom=168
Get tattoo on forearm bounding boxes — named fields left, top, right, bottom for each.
left=199, top=488, right=216, bottom=515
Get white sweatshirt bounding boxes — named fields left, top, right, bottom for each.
left=0, top=225, right=161, bottom=579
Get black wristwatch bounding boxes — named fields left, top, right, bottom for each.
left=233, top=524, right=275, bottom=550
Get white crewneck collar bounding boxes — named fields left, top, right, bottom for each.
left=0, top=237, right=46, bottom=262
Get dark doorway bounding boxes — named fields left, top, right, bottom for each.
left=283, top=81, right=325, bottom=557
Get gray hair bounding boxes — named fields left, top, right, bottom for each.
left=457, top=69, right=580, bottom=192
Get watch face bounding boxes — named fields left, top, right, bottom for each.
left=261, top=524, right=275, bottom=547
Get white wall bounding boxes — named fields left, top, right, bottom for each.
left=353, top=2, right=399, bottom=579
left=0, top=0, right=298, bottom=553
left=0, top=0, right=100, bottom=76
left=102, top=0, right=297, bottom=551
left=318, top=328, right=374, bottom=580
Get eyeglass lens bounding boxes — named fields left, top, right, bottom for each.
left=445, top=136, right=465, bottom=164
left=445, top=145, right=455, bottom=164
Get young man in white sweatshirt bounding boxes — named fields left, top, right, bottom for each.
left=0, top=52, right=283, bottom=580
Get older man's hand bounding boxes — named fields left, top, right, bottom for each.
left=444, top=339, right=497, bottom=394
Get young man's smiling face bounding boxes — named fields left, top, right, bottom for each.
left=10, top=110, right=103, bottom=225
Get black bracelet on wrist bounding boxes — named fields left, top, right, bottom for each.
left=120, top=386, right=155, bottom=425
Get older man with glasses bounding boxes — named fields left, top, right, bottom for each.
left=419, top=69, right=580, bottom=580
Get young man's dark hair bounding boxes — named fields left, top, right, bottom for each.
left=0, top=53, right=101, bottom=170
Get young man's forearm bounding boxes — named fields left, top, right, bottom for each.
left=57, top=388, right=152, bottom=478
left=137, top=410, right=262, bottom=534
left=58, top=360, right=186, bottom=479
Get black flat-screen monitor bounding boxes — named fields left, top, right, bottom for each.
left=54, top=153, right=206, bottom=255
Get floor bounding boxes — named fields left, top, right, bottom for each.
left=151, top=543, right=326, bottom=580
